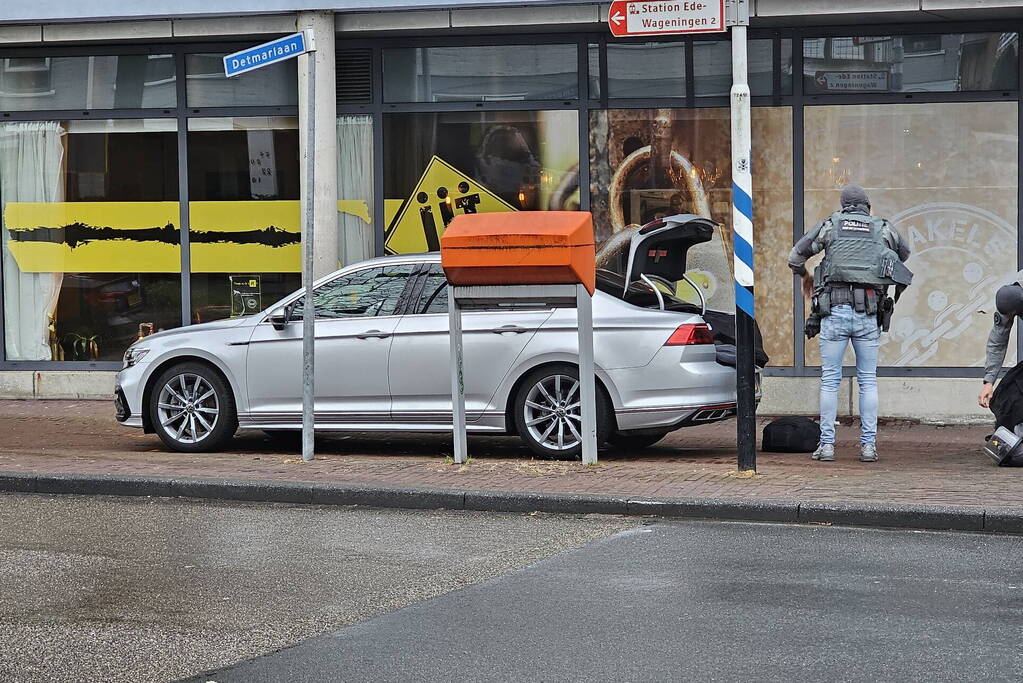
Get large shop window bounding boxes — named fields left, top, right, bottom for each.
left=382, top=110, right=579, bottom=254
left=589, top=107, right=794, bottom=366
left=0, top=55, right=176, bottom=111
left=186, top=53, right=298, bottom=107
left=187, top=117, right=300, bottom=323
left=803, top=102, right=1019, bottom=368
left=1, top=119, right=181, bottom=362
left=803, top=33, right=1018, bottom=94
left=382, top=45, right=578, bottom=103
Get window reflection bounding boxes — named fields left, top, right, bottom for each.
left=803, top=33, right=1018, bottom=93
left=186, top=53, right=297, bottom=107
left=382, top=110, right=579, bottom=254
left=383, top=45, right=578, bottom=103
left=692, top=39, right=786, bottom=97
left=606, top=42, right=686, bottom=99
left=0, top=55, right=176, bottom=111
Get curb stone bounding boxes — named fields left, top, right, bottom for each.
left=628, top=497, right=799, bottom=522
left=0, top=471, right=1019, bottom=534
left=797, top=500, right=985, bottom=532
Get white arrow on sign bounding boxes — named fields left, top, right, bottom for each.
left=610, top=10, right=624, bottom=26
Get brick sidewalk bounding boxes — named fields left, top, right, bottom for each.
left=1, top=400, right=1018, bottom=510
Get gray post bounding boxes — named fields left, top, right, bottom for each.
left=448, top=286, right=467, bottom=464
left=577, top=284, right=598, bottom=465
left=300, top=38, right=317, bottom=462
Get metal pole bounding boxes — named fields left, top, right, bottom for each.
left=578, top=284, right=598, bottom=465
left=730, top=12, right=757, bottom=472
left=301, top=45, right=317, bottom=462
left=449, top=286, right=467, bottom=464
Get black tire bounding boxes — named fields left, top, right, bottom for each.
left=608, top=431, right=669, bottom=451
left=513, top=363, right=610, bottom=460
left=148, top=361, right=237, bottom=453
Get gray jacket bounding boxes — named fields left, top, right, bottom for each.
left=983, top=270, right=1023, bottom=384
left=788, top=207, right=910, bottom=277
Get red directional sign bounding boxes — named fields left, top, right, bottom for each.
left=608, top=1, right=726, bottom=37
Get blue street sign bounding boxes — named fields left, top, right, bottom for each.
left=223, top=31, right=313, bottom=78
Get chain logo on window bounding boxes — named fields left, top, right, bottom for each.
left=384, top=156, right=516, bottom=255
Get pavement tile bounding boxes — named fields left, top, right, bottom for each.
left=1, top=400, right=1021, bottom=518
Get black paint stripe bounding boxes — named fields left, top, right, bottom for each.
left=8, top=223, right=301, bottom=249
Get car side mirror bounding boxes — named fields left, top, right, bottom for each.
left=268, top=306, right=289, bottom=331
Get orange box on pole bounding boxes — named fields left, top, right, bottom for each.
left=440, top=211, right=596, bottom=294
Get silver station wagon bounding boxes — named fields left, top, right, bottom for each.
left=115, top=215, right=764, bottom=459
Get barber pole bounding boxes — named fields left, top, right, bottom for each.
left=728, top=0, right=757, bottom=472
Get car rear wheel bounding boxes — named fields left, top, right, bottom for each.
left=608, top=431, right=669, bottom=451
left=149, top=362, right=237, bottom=453
left=513, top=364, right=609, bottom=460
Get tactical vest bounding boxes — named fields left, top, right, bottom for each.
left=820, top=212, right=904, bottom=290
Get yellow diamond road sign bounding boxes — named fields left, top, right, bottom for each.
left=384, top=156, right=517, bottom=255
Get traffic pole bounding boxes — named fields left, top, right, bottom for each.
left=729, top=1, right=757, bottom=472
left=300, top=32, right=317, bottom=462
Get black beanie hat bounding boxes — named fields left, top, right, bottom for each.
left=995, top=283, right=1023, bottom=317
left=840, top=184, right=870, bottom=209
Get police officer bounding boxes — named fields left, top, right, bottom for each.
left=977, top=276, right=1023, bottom=409
left=788, top=185, right=912, bottom=463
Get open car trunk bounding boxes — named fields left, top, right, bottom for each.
left=596, top=214, right=769, bottom=368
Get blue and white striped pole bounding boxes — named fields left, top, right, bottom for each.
left=730, top=4, right=757, bottom=472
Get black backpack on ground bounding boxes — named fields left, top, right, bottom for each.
left=762, top=417, right=821, bottom=453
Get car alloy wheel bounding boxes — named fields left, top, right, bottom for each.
left=524, top=374, right=583, bottom=452
left=157, top=373, right=220, bottom=445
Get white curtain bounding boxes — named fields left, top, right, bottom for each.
left=0, top=122, right=65, bottom=361
left=336, top=115, right=374, bottom=265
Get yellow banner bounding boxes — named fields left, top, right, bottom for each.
left=3, top=200, right=373, bottom=273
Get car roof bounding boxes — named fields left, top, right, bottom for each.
left=353, top=253, right=440, bottom=268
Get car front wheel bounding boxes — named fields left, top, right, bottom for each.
left=149, top=362, right=237, bottom=452
left=513, top=364, right=609, bottom=460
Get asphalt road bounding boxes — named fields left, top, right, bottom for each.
left=198, top=520, right=1023, bottom=683
left=0, top=494, right=632, bottom=683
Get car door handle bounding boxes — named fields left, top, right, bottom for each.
left=356, top=329, right=391, bottom=339
left=490, top=325, right=527, bottom=334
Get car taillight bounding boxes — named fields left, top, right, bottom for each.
left=665, top=323, right=715, bottom=346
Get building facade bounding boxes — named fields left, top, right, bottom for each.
left=0, top=0, right=1020, bottom=422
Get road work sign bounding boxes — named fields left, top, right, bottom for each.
left=608, top=1, right=725, bottom=37
left=384, top=156, right=516, bottom=255
left=223, top=31, right=312, bottom=78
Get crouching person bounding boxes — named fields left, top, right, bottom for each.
left=978, top=278, right=1023, bottom=466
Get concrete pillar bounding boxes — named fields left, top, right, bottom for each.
left=297, top=11, right=338, bottom=279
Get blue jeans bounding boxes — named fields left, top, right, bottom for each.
left=819, top=304, right=880, bottom=445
